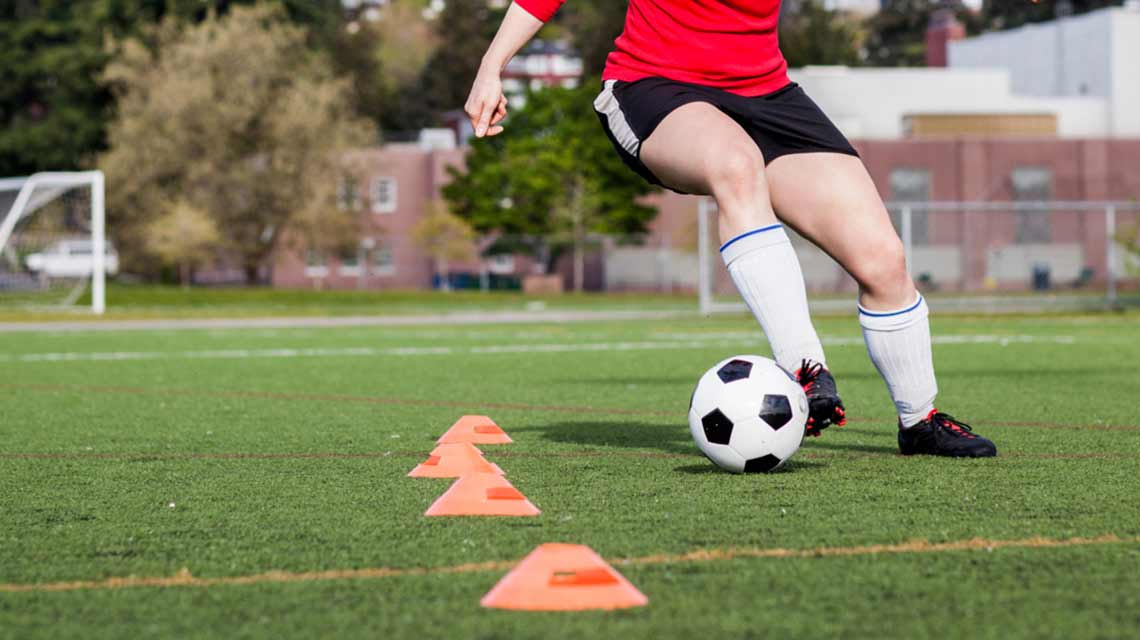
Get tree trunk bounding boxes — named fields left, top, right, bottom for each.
left=573, top=235, right=584, bottom=293
left=180, top=261, right=191, bottom=289
left=535, top=241, right=551, bottom=275
left=439, top=257, right=451, bottom=292
left=244, top=262, right=260, bottom=286
left=571, top=185, right=585, bottom=293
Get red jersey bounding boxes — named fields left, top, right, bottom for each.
left=513, top=0, right=789, bottom=97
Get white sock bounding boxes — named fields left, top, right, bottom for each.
left=721, top=224, right=826, bottom=373
left=859, top=294, right=937, bottom=428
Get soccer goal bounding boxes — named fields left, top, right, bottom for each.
left=0, top=171, right=108, bottom=314
left=697, top=197, right=1137, bottom=314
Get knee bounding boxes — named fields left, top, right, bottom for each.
left=705, top=146, right=765, bottom=201
left=855, top=240, right=911, bottom=297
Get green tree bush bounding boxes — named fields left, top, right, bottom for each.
left=100, top=3, right=374, bottom=282
left=443, top=84, right=658, bottom=292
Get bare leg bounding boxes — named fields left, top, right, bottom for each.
left=639, top=102, right=777, bottom=243
left=764, top=153, right=914, bottom=311
left=767, top=152, right=941, bottom=428
left=638, top=103, right=835, bottom=412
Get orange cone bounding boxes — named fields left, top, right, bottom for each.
left=424, top=473, right=539, bottom=517
left=480, top=543, right=648, bottom=611
left=436, top=415, right=513, bottom=445
left=407, top=443, right=504, bottom=478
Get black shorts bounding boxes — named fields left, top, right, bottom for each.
left=592, top=77, right=858, bottom=192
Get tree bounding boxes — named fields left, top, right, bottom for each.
left=85, top=0, right=345, bottom=51
left=864, top=0, right=981, bottom=67
left=1117, top=211, right=1140, bottom=277
left=779, top=0, right=863, bottom=68
left=443, top=84, right=658, bottom=292
left=0, top=0, right=347, bottom=177
left=100, top=3, right=375, bottom=282
left=981, top=0, right=1123, bottom=31
left=417, top=0, right=496, bottom=126
left=411, top=201, right=477, bottom=291
left=562, top=0, right=628, bottom=77
left=0, top=2, right=109, bottom=176
left=332, top=0, right=440, bottom=133
left=143, top=200, right=220, bottom=286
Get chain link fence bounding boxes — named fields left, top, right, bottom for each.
left=697, top=199, right=1140, bottom=314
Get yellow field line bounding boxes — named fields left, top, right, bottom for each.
left=1, top=534, right=1131, bottom=594
left=617, top=534, right=1132, bottom=566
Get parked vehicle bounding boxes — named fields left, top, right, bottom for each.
left=25, top=239, right=119, bottom=278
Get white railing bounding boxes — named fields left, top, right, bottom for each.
left=697, top=199, right=1139, bottom=314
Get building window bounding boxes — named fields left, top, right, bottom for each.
left=1012, top=167, right=1052, bottom=244
left=371, top=247, right=395, bottom=276
left=370, top=177, right=397, bottom=214
left=889, top=168, right=931, bottom=245
left=337, top=176, right=361, bottom=211
left=338, top=247, right=361, bottom=276
left=304, top=248, right=328, bottom=278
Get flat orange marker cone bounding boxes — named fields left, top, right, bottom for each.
left=424, top=473, right=539, bottom=517
left=480, top=543, right=648, bottom=611
left=407, top=443, right=504, bottom=478
left=436, top=415, right=513, bottom=445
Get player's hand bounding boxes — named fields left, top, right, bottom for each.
left=465, top=66, right=508, bottom=138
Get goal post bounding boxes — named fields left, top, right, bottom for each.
left=0, top=171, right=107, bottom=314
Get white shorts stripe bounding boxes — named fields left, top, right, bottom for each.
left=593, top=80, right=641, bottom=157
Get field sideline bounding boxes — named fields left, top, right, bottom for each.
left=2, top=311, right=1138, bottom=638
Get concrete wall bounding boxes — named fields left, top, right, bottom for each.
left=950, top=9, right=1112, bottom=98
left=789, top=66, right=1108, bottom=139
left=949, top=5, right=1140, bottom=136
left=1111, top=8, right=1140, bottom=136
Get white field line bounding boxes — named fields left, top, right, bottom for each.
left=0, top=334, right=1077, bottom=364
left=0, top=309, right=692, bottom=334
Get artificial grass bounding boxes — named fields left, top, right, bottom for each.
left=4, top=283, right=1133, bottom=323
left=1, top=313, right=1138, bottom=638
left=0, top=284, right=697, bottom=322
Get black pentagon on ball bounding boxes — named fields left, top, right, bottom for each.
left=743, top=454, right=783, bottom=473
left=701, top=408, right=734, bottom=445
left=716, top=359, right=753, bottom=383
left=759, top=394, right=794, bottom=430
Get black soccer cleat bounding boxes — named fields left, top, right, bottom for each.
left=796, top=359, right=847, bottom=437
left=898, top=410, right=998, bottom=458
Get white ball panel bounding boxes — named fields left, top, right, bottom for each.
left=688, top=408, right=745, bottom=473
left=727, top=417, right=777, bottom=460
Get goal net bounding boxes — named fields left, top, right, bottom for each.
left=0, top=171, right=107, bottom=314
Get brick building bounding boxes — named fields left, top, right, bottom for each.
left=271, top=4, right=1140, bottom=293
left=270, top=137, right=1140, bottom=292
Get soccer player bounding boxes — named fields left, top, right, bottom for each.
left=464, top=1, right=997, bottom=457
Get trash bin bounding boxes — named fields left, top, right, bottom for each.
left=1032, top=263, right=1051, bottom=291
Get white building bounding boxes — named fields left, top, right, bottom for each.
left=789, top=66, right=1106, bottom=140
left=501, top=40, right=584, bottom=108
left=817, top=0, right=982, bottom=14
left=818, top=0, right=881, bottom=14
left=949, top=2, right=1140, bottom=136
left=788, top=3, right=1140, bottom=141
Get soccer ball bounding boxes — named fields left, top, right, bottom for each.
left=688, top=355, right=809, bottom=473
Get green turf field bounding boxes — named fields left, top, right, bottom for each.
left=0, top=285, right=695, bottom=322
left=2, top=311, right=1139, bottom=639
